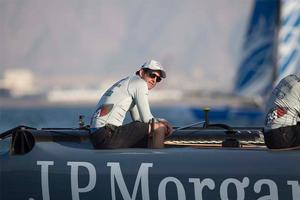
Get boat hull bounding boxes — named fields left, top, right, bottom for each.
left=1, top=139, right=300, bottom=200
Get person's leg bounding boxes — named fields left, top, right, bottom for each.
left=149, top=122, right=167, bottom=148
left=291, top=124, right=300, bottom=147
left=89, top=127, right=112, bottom=149
left=108, top=121, right=149, bottom=148
left=264, top=126, right=294, bottom=149
left=92, top=121, right=169, bottom=149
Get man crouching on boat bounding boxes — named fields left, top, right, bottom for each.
left=264, top=74, right=300, bottom=149
left=90, top=60, right=173, bottom=149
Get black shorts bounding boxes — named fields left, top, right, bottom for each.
left=264, top=124, right=300, bottom=149
left=90, top=121, right=149, bottom=149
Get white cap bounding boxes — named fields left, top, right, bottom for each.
left=140, top=60, right=166, bottom=78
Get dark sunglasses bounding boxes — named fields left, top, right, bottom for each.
left=145, top=71, right=162, bottom=82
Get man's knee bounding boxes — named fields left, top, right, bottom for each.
left=153, top=122, right=167, bottom=134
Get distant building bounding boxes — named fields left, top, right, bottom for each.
left=47, top=88, right=104, bottom=104
left=1, top=69, right=37, bottom=97
left=0, top=88, right=11, bottom=98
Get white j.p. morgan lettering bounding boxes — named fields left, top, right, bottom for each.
left=287, top=181, right=300, bottom=200
left=107, top=162, right=153, bottom=200
left=189, top=178, right=215, bottom=200
left=254, top=179, right=278, bottom=200
left=158, top=177, right=186, bottom=200
left=220, top=177, right=250, bottom=200
left=67, top=162, right=96, bottom=200
left=36, top=161, right=300, bottom=200
left=37, top=161, right=54, bottom=200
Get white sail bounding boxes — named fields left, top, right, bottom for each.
left=277, top=0, right=300, bottom=83
left=234, top=1, right=279, bottom=99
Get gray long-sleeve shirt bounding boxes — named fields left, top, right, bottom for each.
left=90, top=75, right=154, bottom=128
left=265, top=74, right=300, bottom=129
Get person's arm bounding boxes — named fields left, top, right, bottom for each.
left=135, top=88, right=154, bottom=123
left=129, top=105, right=141, bottom=121
left=130, top=79, right=154, bottom=123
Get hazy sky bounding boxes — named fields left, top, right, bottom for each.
left=0, top=0, right=253, bottom=91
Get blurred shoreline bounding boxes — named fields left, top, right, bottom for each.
left=0, top=97, right=93, bottom=108
left=0, top=92, right=262, bottom=109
